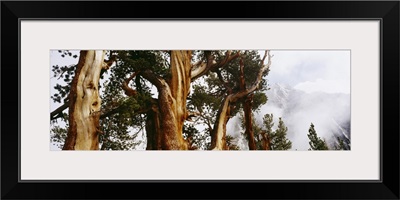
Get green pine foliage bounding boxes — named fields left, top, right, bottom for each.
left=183, top=124, right=211, bottom=150
left=50, top=125, right=69, bottom=149
left=307, top=123, right=329, bottom=150
left=240, top=113, right=293, bottom=150
left=334, top=137, right=345, bottom=150
left=50, top=50, right=346, bottom=151
left=261, top=114, right=292, bottom=150
left=263, top=113, right=274, bottom=139
left=270, top=117, right=292, bottom=150
left=225, top=135, right=240, bottom=150
left=51, top=50, right=271, bottom=150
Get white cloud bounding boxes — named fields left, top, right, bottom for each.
left=267, top=50, right=350, bottom=89
left=294, top=78, right=350, bottom=94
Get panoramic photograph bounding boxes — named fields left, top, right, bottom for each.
left=50, top=50, right=351, bottom=151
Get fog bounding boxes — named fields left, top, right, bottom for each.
left=227, top=50, right=351, bottom=150
left=266, top=87, right=348, bottom=150
left=226, top=85, right=351, bottom=150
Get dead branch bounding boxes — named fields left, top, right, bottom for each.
left=122, top=71, right=139, bottom=96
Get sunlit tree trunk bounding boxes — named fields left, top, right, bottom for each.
left=63, top=50, right=109, bottom=150
left=142, top=51, right=192, bottom=150
left=210, top=97, right=230, bottom=150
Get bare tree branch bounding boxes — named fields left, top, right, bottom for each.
left=50, top=101, right=69, bottom=120
left=122, top=71, right=139, bottom=96
left=191, top=51, right=240, bottom=81
left=140, top=69, right=166, bottom=90
left=210, top=50, right=241, bottom=72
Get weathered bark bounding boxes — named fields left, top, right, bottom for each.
left=244, top=94, right=256, bottom=150
left=146, top=104, right=162, bottom=150
left=211, top=50, right=272, bottom=150
left=260, top=130, right=271, bottom=150
left=51, top=56, right=116, bottom=121
left=238, top=57, right=256, bottom=150
left=63, top=50, right=110, bottom=150
left=210, top=97, right=231, bottom=150
left=122, top=72, right=138, bottom=97
left=141, top=51, right=192, bottom=150
left=169, top=51, right=192, bottom=140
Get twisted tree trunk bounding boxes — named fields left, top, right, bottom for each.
left=63, top=50, right=110, bottom=150
left=210, top=97, right=230, bottom=150
left=141, top=51, right=192, bottom=150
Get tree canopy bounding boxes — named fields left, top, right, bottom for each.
left=50, top=50, right=349, bottom=151
left=307, top=123, right=329, bottom=150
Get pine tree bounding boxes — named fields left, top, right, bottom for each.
left=225, top=135, right=240, bottom=150
left=270, top=117, right=292, bottom=150
left=261, top=113, right=274, bottom=150
left=263, top=114, right=274, bottom=137
left=334, top=137, right=345, bottom=150
left=50, top=50, right=272, bottom=150
left=307, top=123, right=329, bottom=150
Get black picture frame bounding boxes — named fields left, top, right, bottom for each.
left=1, top=1, right=399, bottom=199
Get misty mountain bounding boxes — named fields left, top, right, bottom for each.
left=255, top=83, right=351, bottom=150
